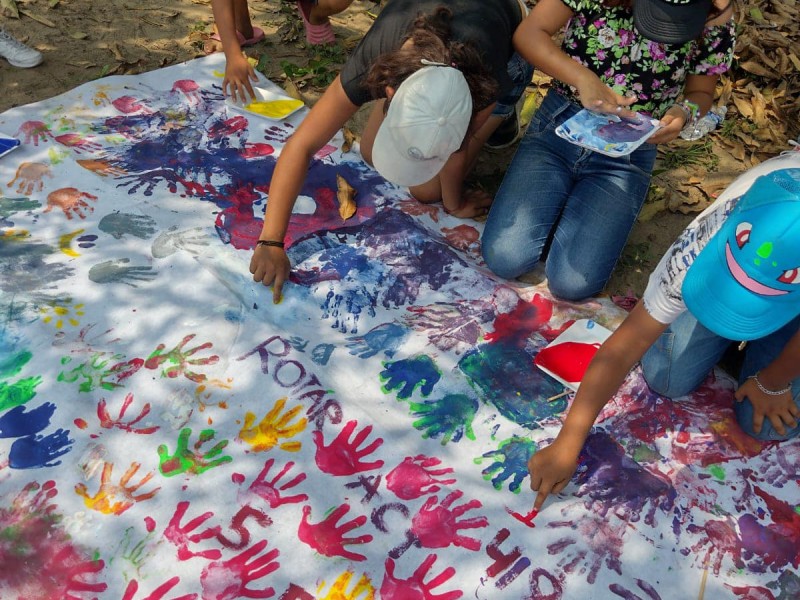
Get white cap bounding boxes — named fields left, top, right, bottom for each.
left=372, top=65, right=472, bottom=187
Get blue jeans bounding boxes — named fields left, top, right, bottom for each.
left=481, top=90, right=657, bottom=300
left=641, top=312, right=800, bottom=441
left=492, top=52, right=534, bottom=118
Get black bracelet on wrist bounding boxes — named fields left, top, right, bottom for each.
left=256, top=240, right=285, bottom=249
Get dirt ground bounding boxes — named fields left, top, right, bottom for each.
left=1, top=0, right=789, bottom=299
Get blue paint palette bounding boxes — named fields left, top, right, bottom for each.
left=0, top=132, right=20, bottom=159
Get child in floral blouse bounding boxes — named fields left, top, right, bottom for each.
left=481, top=0, right=735, bottom=301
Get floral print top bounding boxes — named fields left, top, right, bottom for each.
left=552, top=0, right=735, bottom=117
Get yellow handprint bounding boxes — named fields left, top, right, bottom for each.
left=239, top=397, right=307, bottom=452
left=75, top=461, right=160, bottom=515
left=317, top=571, right=375, bottom=600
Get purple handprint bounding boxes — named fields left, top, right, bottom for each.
left=234, top=458, right=308, bottom=508
left=164, top=500, right=222, bottom=561
left=381, top=555, right=462, bottom=600
left=410, top=490, right=488, bottom=551
left=263, top=124, right=294, bottom=144
left=298, top=503, right=373, bottom=561
left=313, top=420, right=384, bottom=476
left=200, top=540, right=280, bottom=600
left=9, top=428, right=74, bottom=468
left=386, top=455, right=456, bottom=500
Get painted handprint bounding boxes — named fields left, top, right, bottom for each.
left=386, top=455, right=456, bottom=501
left=151, top=226, right=209, bottom=258
left=263, top=124, right=294, bottom=145
left=89, top=258, right=156, bottom=287
left=97, top=392, right=159, bottom=434
left=9, top=428, right=74, bottom=468
left=547, top=514, right=627, bottom=584
left=0, top=350, right=43, bottom=412
left=117, top=168, right=180, bottom=197
left=380, top=355, right=441, bottom=400
left=123, top=576, right=198, bottom=600
left=99, top=211, right=159, bottom=239
left=317, top=571, right=374, bottom=599
left=44, top=187, right=98, bottom=220
left=0, top=402, right=56, bottom=438
left=145, top=334, right=219, bottom=383
left=209, top=115, right=248, bottom=139
left=200, top=540, right=280, bottom=600
left=410, top=490, right=488, bottom=551
left=239, top=397, right=307, bottom=452
left=158, top=427, right=232, bottom=477
left=172, top=79, right=201, bottom=104
left=397, top=198, right=440, bottom=222
left=381, top=555, right=461, bottom=600
left=0, top=196, right=39, bottom=228
left=113, top=95, right=154, bottom=114
left=7, top=161, right=53, bottom=194
left=408, top=393, right=478, bottom=445
left=234, top=458, right=308, bottom=508
left=298, top=503, right=373, bottom=561
left=74, top=461, right=160, bottom=515
left=477, top=436, right=535, bottom=493
left=15, top=120, right=55, bottom=145
left=54, top=132, right=104, bottom=154
left=164, top=500, right=222, bottom=561
left=345, top=322, right=407, bottom=359
left=313, top=419, right=384, bottom=476
left=43, top=546, right=108, bottom=599
left=77, top=158, right=128, bottom=177
left=441, top=224, right=480, bottom=254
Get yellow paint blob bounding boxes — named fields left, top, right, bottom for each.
left=244, top=99, right=303, bottom=119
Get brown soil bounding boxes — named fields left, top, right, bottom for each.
left=2, top=0, right=795, bottom=299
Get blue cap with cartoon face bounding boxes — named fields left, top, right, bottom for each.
left=683, top=169, right=800, bottom=340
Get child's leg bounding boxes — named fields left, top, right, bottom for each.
left=641, top=311, right=732, bottom=398
left=735, top=316, right=800, bottom=440
left=308, top=0, right=354, bottom=25
left=232, top=0, right=254, bottom=39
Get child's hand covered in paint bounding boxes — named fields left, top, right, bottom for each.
left=223, top=52, right=258, bottom=105
left=527, top=437, right=581, bottom=511
left=735, top=376, right=799, bottom=436
left=444, top=187, right=492, bottom=219
left=249, top=245, right=290, bottom=304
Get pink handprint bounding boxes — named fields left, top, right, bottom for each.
left=441, top=224, right=479, bottom=253
left=15, top=120, right=55, bottom=145
left=123, top=576, right=198, bottom=600
left=234, top=458, right=308, bottom=508
left=381, top=555, right=462, bottom=600
left=44, top=187, right=98, bottom=220
left=397, top=198, right=440, bottom=222
left=164, top=500, right=222, bottom=561
left=686, top=517, right=747, bottom=575
left=97, top=392, right=159, bottom=434
left=386, top=455, right=456, bottom=500
left=313, top=420, right=384, bottom=476
left=54, top=133, right=104, bottom=154
left=173, top=79, right=201, bottom=104
left=9, top=478, right=58, bottom=515
left=209, top=116, right=248, bottom=139
left=74, top=461, right=160, bottom=515
left=410, top=490, right=488, bottom=551
left=7, top=161, right=53, bottom=194
left=45, top=546, right=108, bottom=598
left=113, top=95, right=153, bottom=114
left=200, top=540, right=280, bottom=600
left=298, top=503, right=373, bottom=561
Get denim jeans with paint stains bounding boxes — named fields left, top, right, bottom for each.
left=641, top=311, right=800, bottom=441
left=481, top=89, right=657, bottom=300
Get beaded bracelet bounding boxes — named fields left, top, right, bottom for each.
left=749, top=371, right=792, bottom=396
left=257, top=240, right=285, bottom=249
left=671, top=99, right=699, bottom=125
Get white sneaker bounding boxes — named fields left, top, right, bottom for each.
left=0, top=28, right=43, bottom=68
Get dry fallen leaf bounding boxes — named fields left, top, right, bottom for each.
left=336, top=174, right=357, bottom=221
left=341, top=128, right=357, bottom=153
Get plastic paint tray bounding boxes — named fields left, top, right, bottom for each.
left=225, top=87, right=305, bottom=121
left=534, top=319, right=612, bottom=391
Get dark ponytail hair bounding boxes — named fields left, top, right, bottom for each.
left=363, top=6, right=499, bottom=114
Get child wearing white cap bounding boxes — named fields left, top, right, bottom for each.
left=250, top=0, right=533, bottom=303
left=528, top=150, right=800, bottom=511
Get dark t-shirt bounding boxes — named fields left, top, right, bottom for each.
left=340, top=0, right=523, bottom=106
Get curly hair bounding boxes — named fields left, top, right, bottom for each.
left=363, top=6, right=499, bottom=113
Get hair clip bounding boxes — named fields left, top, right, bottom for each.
left=420, top=58, right=450, bottom=68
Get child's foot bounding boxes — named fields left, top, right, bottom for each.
left=296, top=0, right=335, bottom=45
left=209, top=24, right=266, bottom=47
left=0, top=28, right=43, bottom=68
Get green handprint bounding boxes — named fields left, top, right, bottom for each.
left=157, top=427, right=232, bottom=477
left=0, top=351, right=42, bottom=411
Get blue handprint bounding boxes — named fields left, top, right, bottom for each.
left=9, top=428, right=74, bottom=468
left=346, top=322, right=407, bottom=359
left=88, top=259, right=156, bottom=287
left=380, top=355, right=441, bottom=400
left=0, top=402, right=56, bottom=438
left=477, top=437, right=535, bottom=493
left=99, top=212, right=158, bottom=240
left=409, top=393, right=478, bottom=445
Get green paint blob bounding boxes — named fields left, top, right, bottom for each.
left=708, top=464, right=726, bottom=480
left=756, top=241, right=773, bottom=259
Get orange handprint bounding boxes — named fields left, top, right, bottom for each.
left=77, top=158, right=128, bottom=178
left=239, top=397, right=307, bottom=452
left=45, top=187, right=98, bottom=220
left=7, top=161, right=53, bottom=195
left=75, top=461, right=160, bottom=515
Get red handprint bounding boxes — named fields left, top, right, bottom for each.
left=15, top=120, right=55, bottom=145
left=44, top=187, right=98, bottom=220
left=123, top=576, right=198, bottom=600
left=7, top=161, right=53, bottom=194
left=441, top=224, right=479, bottom=253
left=298, top=503, right=373, bottom=561
left=74, top=461, right=160, bottom=515
left=173, top=79, right=201, bottom=104
left=410, top=490, right=488, bottom=551
left=200, top=540, right=280, bottom=600
left=313, top=420, right=384, bottom=476
left=54, top=133, right=104, bottom=154
left=97, top=392, right=159, bottom=434
left=386, top=455, right=456, bottom=500
left=397, top=198, right=440, bottom=222
left=381, top=555, right=462, bottom=600
left=45, top=546, right=108, bottom=599
left=113, top=95, right=154, bottom=114
left=164, top=500, right=222, bottom=561
left=209, top=116, right=248, bottom=138
left=235, top=458, right=308, bottom=508
left=145, top=334, right=219, bottom=383
left=9, top=478, right=58, bottom=515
